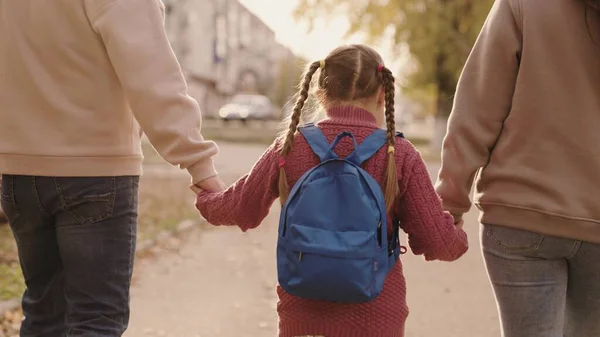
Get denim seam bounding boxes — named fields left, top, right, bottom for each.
left=486, top=227, right=545, bottom=253
left=66, top=286, right=73, bottom=336
left=31, top=176, right=51, bottom=216
left=0, top=175, right=17, bottom=205
left=566, top=240, right=582, bottom=259
left=53, top=178, right=68, bottom=210
left=122, top=177, right=136, bottom=327
left=109, top=177, right=117, bottom=220
left=99, top=177, right=116, bottom=224
left=1, top=175, right=21, bottom=219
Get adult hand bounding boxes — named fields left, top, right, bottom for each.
left=194, top=176, right=226, bottom=193
left=451, top=213, right=463, bottom=224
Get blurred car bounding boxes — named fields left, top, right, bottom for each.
left=218, top=94, right=276, bottom=123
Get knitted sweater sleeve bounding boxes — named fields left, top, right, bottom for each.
left=395, top=148, right=469, bottom=261
left=195, top=142, right=280, bottom=232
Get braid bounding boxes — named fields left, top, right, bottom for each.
left=380, top=67, right=399, bottom=211
left=278, top=61, right=321, bottom=205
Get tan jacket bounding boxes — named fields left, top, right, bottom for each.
left=436, top=0, right=600, bottom=243
left=0, top=0, right=218, bottom=184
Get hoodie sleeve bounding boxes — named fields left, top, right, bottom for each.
left=395, top=148, right=468, bottom=262
left=85, top=0, right=218, bottom=184
left=435, top=0, right=522, bottom=220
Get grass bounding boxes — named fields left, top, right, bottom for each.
left=0, top=225, right=21, bottom=301
left=135, top=174, right=198, bottom=243
left=0, top=263, right=23, bottom=302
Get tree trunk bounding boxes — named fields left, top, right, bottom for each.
left=429, top=52, right=456, bottom=153
left=429, top=3, right=463, bottom=154
left=430, top=95, right=452, bottom=153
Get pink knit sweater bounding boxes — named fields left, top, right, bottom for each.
left=196, top=106, right=468, bottom=337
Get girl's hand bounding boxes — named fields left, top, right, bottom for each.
left=191, top=176, right=227, bottom=194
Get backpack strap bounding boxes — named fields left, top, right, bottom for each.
left=356, top=129, right=405, bottom=261
left=355, top=129, right=405, bottom=165
left=355, top=129, right=388, bottom=165
left=297, top=124, right=330, bottom=162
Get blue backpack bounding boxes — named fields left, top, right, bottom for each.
left=277, top=124, right=402, bottom=303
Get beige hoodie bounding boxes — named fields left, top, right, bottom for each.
left=436, top=0, right=600, bottom=243
left=0, top=0, right=218, bottom=184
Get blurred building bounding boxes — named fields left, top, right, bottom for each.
left=162, top=0, right=297, bottom=118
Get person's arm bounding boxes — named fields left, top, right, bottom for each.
left=396, top=149, right=468, bottom=262
left=435, top=0, right=522, bottom=221
left=85, top=0, right=218, bottom=185
left=195, top=142, right=280, bottom=232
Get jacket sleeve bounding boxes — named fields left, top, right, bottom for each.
left=85, top=0, right=218, bottom=184
left=195, top=142, right=280, bottom=232
left=435, top=0, right=522, bottom=220
left=396, top=148, right=469, bottom=261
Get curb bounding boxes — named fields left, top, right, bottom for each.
left=0, top=218, right=203, bottom=318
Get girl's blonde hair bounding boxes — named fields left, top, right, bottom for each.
left=278, top=44, right=398, bottom=211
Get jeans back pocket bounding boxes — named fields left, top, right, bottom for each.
left=54, top=177, right=116, bottom=225
left=484, top=224, right=545, bottom=253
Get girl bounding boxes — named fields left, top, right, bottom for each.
left=196, top=44, right=468, bottom=337
left=436, top=0, right=600, bottom=336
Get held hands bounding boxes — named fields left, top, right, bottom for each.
left=191, top=175, right=227, bottom=194
left=454, top=219, right=464, bottom=230
left=452, top=213, right=464, bottom=230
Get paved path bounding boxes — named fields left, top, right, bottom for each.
left=125, top=142, right=500, bottom=337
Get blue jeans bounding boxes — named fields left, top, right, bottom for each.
left=482, top=224, right=600, bottom=337
left=0, top=175, right=139, bottom=337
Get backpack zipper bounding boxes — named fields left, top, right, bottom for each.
left=298, top=252, right=303, bottom=262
